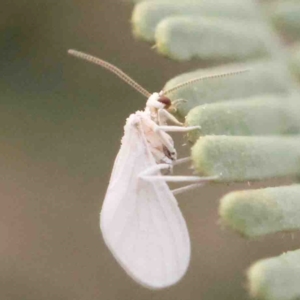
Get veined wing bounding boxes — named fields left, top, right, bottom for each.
left=100, top=113, right=190, bottom=289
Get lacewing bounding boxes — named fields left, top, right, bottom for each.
left=68, top=49, right=248, bottom=289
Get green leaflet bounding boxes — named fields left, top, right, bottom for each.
left=185, top=94, right=300, bottom=142
left=129, top=0, right=300, bottom=297
left=155, top=16, right=274, bottom=61
left=164, top=61, right=291, bottom=118
left=132, top=1, right=258, bottom=42
left=248, top=249, right=300, bottom=300
left=191, top=135, right=300, bottom=181
left=220, top=185, right=300, bottom=237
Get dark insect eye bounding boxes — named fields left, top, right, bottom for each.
left=158, top=96, right=171, bottom=108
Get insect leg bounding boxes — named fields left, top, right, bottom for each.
left=156, top=125, right=201, bottom=133
left=139, top=164, right=218, bottom=182
left=172, top=183, right=205, bottom=195
left=144, top=175, right=218, bottom=183
left=173, top=157, right=191, bottom=166
left=157, top=108, right=183, bottom=126
left=151, top=123, right=197, bottom=157
left=152, top=124, right=176, bottom=155
left=139, top=163, right=171, bottom=177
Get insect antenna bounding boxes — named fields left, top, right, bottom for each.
left=68, top=49, right=152, bottom=98
left=163, top=69, right=250, bottom=96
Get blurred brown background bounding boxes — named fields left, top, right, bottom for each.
left=0, top=1, right=299, bottom=300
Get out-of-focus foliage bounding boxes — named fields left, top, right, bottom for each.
left=269, top=1, right=300, bottom=41
left=290, top=43, right=300, bottom=81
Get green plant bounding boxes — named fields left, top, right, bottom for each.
left=129, top=0, right=300, bottom=299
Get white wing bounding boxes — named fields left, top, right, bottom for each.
left=100, top=113, right=190, bottom=289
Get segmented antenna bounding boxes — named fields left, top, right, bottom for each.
left=68, top=49, right=152, bottom=98
left=163, top=69, right=250, bottom=96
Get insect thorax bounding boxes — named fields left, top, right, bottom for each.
left=136, top=112, right=176, bottom=165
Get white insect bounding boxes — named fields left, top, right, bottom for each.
left=68, top=50, right=247, bottom=289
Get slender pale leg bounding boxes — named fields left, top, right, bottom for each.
left=152, top=123, right=199, bottom=155
left=141, top=120, right=208, bottom=193
left=139, top=163, right=217, bottom=183
left=157, top=109, right=183, bottom=126
left=172, top=157, right=191, bottom=166
left=172, top=183, right=206, bottom=195
left=156, top=125, right=200, bottom=132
